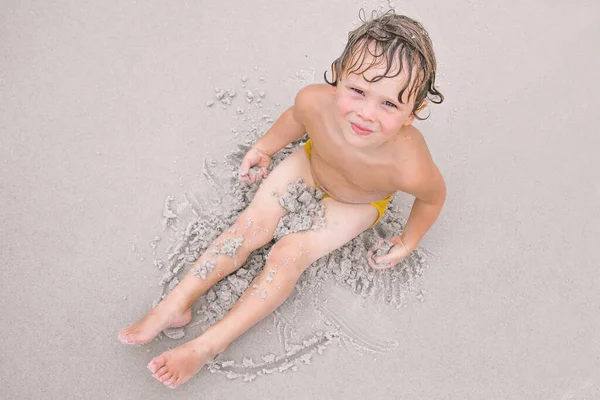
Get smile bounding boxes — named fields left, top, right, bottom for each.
left=350, top=122, right=373, bottom=136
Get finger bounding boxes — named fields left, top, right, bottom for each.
left=374, top=255, right=388, bottom=264
left=375, top=254, right=397, bottom=265
left=239, top=164, right=250, bottom=178
left=373, top=238, right=384, bottom=251
left=368, top=239, right=384, bottom=258
left=377, top=249, right=406, bottom=266
left=367, top=254, right=376, bottom=268
left=256, top=169, right=266, bottom=182
left=371, top=261, right=392, bottom=270
left=240, top=173, right=251, bottom=183
left=367, top=250, right=378, bottom=264
left=368, top=251, right=387, bottom=269
left=368, top=239, right=383, bottom=256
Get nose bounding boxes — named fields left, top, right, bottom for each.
left=356, top=102, right=376, bottom=122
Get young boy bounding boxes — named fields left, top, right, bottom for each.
left=119, top=12, right=446, bottom=388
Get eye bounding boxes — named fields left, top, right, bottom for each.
left=384, top=101, right=397, bottom=108
left=351, top=87, right=364, bottom=95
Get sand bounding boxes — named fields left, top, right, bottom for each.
left=2, top=1, right=600, bottom=399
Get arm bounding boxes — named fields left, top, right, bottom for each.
left=399, top=168, right=446, bottom=251
left=370, top=162, right=446, bottom=269
left=396, top=141, right=447, bottom=251
left=238, top=87, right=315, bottom=183
left=252, top=87, right=312, bottom=156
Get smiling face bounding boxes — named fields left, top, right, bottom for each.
left=332, top=55, right=424, bottom=149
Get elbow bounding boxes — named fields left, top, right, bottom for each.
left=438, top=180, right=447, bottom=206
left=427, top=177, right=446, bottom=208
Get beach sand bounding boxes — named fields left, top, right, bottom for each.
left=1, top=0, right=599, bottom=399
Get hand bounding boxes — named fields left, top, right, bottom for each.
left=367, top=236, right=413, bottom=270
left=239, top=146, right=271, bottom=184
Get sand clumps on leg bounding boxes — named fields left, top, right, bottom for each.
left=190, top=260, right=216, bottom=280
left=274, top=178, right=326, bottom=239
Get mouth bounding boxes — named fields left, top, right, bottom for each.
left=349, top=122, right=373, bottom=136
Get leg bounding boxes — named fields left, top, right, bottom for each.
left=149, top=197, right=378, bottom=388
left=119, top=149, right=315, bottom=345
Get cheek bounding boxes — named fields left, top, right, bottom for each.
left=335, top=96, right=356, bottom=116
left=379, top=114, right=403, bottom=133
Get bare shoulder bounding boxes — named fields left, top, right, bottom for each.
left=292, top=84, right=332, bottom=123
left=393, top=126, right=446, bottom=204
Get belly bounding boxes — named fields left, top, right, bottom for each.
left=309, top=152, right=394, bottom=204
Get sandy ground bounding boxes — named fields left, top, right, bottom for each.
left=2, top=0, right=600, bottom=399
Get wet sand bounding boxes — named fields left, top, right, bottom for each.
left=2, top=0, right=600, bottom=399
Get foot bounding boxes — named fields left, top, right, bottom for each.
left=118, top=305, right=192, bottom=345
left=147, top=339, right=217, bottom=388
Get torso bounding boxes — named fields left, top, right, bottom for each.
left=301, top=85, right=427, bottom=204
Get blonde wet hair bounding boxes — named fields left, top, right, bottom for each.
left=325, top=10, right=444, bottom=120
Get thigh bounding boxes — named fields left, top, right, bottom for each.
left=246, top=148, right=315, bottom=229
left=276, top=197, right=378, bottom=266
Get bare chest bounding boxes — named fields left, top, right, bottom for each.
left=307, top=125, right=401, bottom=203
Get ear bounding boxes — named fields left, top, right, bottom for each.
left=331, top=67, right=339, bottom=95
left=404, top=101, right=427, bottom=126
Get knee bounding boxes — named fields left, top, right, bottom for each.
left=267, top=237, right=310, bottom=276
left=235, top=207, right=274, bottom=251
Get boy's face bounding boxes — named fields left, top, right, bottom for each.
left=332, top=57, right=422, bottom=149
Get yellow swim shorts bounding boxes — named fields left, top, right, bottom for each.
left=303, top=139, right=392, bottom=228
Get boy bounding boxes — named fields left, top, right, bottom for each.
left=119, top=12, right=446, bottom=388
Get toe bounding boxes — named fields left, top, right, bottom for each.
left=147, top=355, right=166, bottom=373
left=118, top=328, right=134, bottom=344
left=159, top=372, right=172, bottom=383
left=164, top=376, right=177, bottom=386
left=153, top=366, right=169, bottom=380
left=119, top=330, right=145, bottom=345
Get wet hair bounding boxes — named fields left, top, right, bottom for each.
left=325, top=10, right=444, bottom=120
